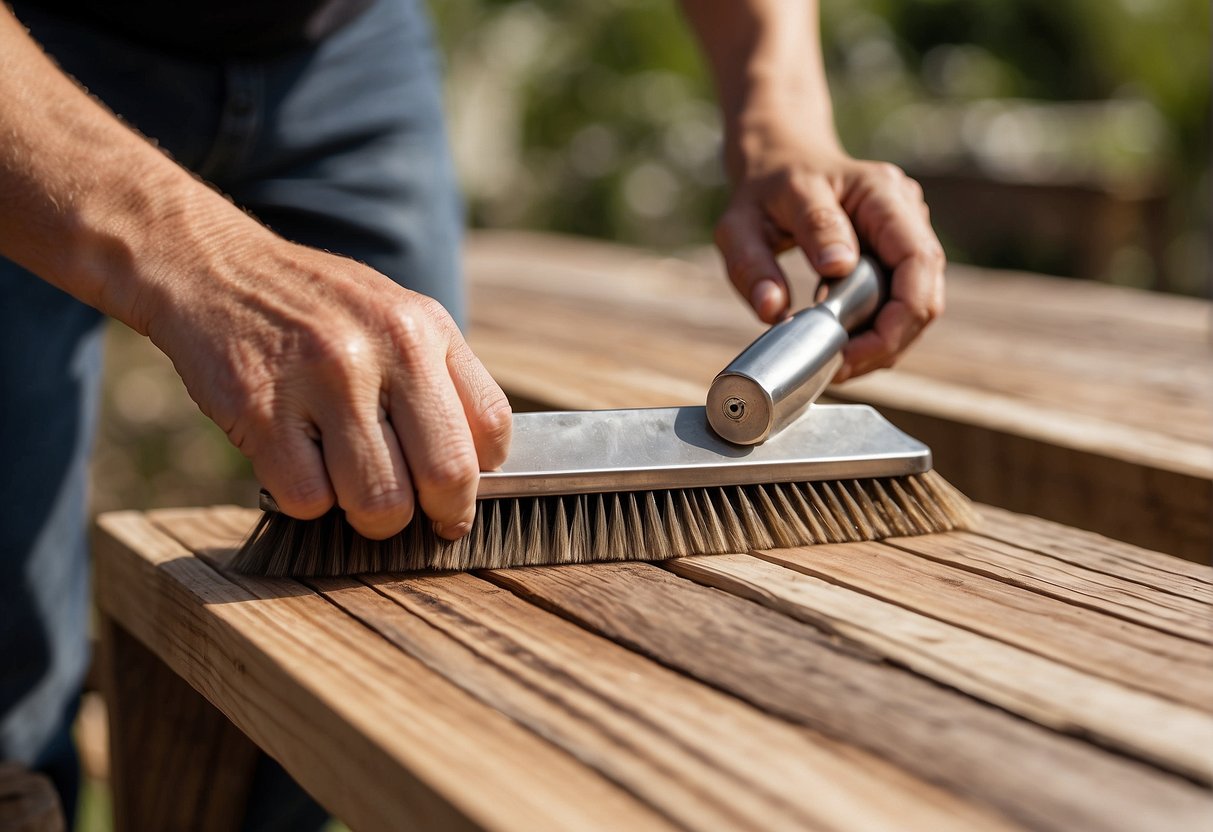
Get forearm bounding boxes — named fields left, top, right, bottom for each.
left=0, top=8, right=267, bottom=335
left=679, top=0, right=840, bottom=177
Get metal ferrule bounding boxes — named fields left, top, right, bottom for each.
left=707, top=256, right=888, bottom=445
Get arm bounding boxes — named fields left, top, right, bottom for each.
left=680, top=0, right=945, bottom=381
left=0, top=9, right=510, bottom=538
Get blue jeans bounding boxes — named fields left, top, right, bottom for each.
left=0, top=0, right=462, bottom=825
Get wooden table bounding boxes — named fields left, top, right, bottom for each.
left=96, top=504, right=1213, bottom=831
left=464, top=231, right=1213, bottom=562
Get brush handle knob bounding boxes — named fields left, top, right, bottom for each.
left=707, top=255, right=888, bottom=445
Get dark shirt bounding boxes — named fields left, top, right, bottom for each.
left=17, top=0, right=373, bottom=58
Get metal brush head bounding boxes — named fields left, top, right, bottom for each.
left=257, top=403, right=929, bottom=511
left=233, top=404, right=967, bottom=577
left=478, top=403, right=930, bottom=497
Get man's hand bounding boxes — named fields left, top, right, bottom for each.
left=149, top=239, right=512, bottom=541
left=680, top=0, right=945, bottom=381
left=0, top=9, right=509, bottom=541
left=714, top=133, right=945, bottom=382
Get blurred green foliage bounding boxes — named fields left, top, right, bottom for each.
left=429, top=0, right=1209, bottom=293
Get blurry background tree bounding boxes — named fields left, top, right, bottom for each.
left=434, top=0, right=1209, bottom=294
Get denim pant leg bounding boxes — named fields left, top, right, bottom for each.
left=219, top=7, right=463, bottom=826
left=4, top=0, right=461, bottom=826
left=0, top=270, right=105, bottom=819
left=212, top=0, right=465, bottom=324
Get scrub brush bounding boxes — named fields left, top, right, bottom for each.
left=232, top=256, right=977, bottom=576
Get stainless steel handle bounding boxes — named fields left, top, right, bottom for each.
left=707, top=255, right=888, bottom=445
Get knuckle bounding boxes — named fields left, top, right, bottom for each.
left=478, top=395, right=514, bottom=452
left=874, top=161, right=906, bottom=183
left=307, top=329, right=370, bottom=387
left=385, top=306, right=431, bottom=355
left=309, top=327, right=361, bottom=365
left=234, top=396, right=276, bottom=443
left=416, top=295, right=456, bottom=332
left=784, top=172, right=816, bottom=202
left=921, top=243, right=947, bottom=270
left=275, top=479, right=334, bottom=519
left=866, top=200, right=900, bottom=230
left=342, top=484, right=412, bottom=523
left=908, top=298, right=938, bottom=328
left=801, top=205, right=846, bottom=234
left=417, top=450, right=479, bottom=496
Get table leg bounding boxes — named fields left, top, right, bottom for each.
left=99, top=616, right=259, bottom=831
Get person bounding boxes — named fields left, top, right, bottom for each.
left=0, top=0, right=946, bottom=825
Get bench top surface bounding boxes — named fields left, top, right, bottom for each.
left=464, top=231, right=1213, bottom=476
left=96, top=504, right=1213, bottom=832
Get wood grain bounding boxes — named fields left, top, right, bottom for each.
left=665, top=553, right=1213, bottom=783
left=884, top=531, right=1212, bottom=643
left=465, top=231, right=1213, bottom=561
left=974, top=506, right=1213, bottom=602
left=750, top=541, right=1213, bottom=711
left=95, top=509, right=673, bottom=832
left=99, top=617, right=259, bottom=832
left=183, top=507, right=1014, bottom=832
left=485, top=561, right=1213, bottom=832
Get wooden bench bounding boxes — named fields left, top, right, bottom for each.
left=94, top=231, right=1212, bottom=829
left=464, top=231, right=1212, bottom=563
left=96, top=505, right=1213, bottom=831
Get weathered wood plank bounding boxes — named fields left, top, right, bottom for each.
left=975, top=506, right=1213, bottom=601
left=883, top=531, right=1212, bottom=644
left=185, top=507, right=1017, bottom=832
left=664, top=553, right=1213, bottom=783
left=485, top=561, right=1213, bottom=831
left=465, top=231, right=1213, bottom=561
left=750, top=542, right=1213, bottom=711
left=96, top=510, right=672, bottom=832
left=99, top=617, right=259, bottom=832
left=346, top=576, right=1010, bottom=832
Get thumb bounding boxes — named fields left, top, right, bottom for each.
left=714, top=205, right=791, bottom=324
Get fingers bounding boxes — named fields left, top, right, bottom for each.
left=715, top=205, right=792, bottom=323
left=769, top=176, right=860, bottom=279
left=248, top=418, right=335, bottom=521
left=447, top=338, right=513, bottom=471
left=386, top=303, right=481, bottom=540
left=837, top=163, right=946, bottom=380
left=310, top=345, right=415, bottom=540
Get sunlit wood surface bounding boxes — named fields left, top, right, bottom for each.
left=95, top=505, right=1212, bottom=831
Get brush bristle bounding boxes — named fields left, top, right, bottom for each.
left=230, top=471, right=979, bottom=577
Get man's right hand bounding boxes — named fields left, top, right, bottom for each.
left=0, top=8, right=510, bottom=542
left=147, top=237, right=513, bottom=541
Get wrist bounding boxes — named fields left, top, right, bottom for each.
left=64, top=163, right=268, bottom=338
left=723, top=86, right=845, bottom=182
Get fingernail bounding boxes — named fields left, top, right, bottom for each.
left=817, top=243, right=853, bottom=271
left=434, top=520, right=472, bottom=540
left=750, top=279, right=781, bottom=320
